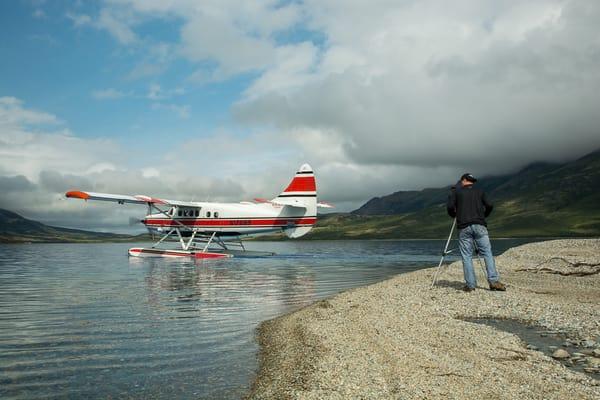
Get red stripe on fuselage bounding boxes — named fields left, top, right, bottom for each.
left=284, top=176, right=316, bottom=193
left=144, top=217, right=317, bottom=228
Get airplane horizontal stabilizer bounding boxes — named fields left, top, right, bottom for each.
left=270, top=198, right=308, bottom=208
left=317, top=202, right=334, bottom=208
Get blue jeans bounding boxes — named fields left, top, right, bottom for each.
left=458, top=224, right=499, bottom=288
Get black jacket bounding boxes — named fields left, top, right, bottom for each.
left=446, top=183, right=493, bottom=229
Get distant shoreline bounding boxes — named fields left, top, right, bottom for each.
left=248, top=239, right=600, bottom=399
left=0, top=235, right=152, bottom=244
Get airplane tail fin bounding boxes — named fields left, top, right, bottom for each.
left=274, top=164, right=317, bottom=238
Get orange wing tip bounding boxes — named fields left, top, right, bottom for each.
left=66, top=190, right=90, bottom=200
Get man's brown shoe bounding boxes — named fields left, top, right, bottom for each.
left=489, top=281, right=506, bottom=291
left=463, top=286, right=476, bottom=292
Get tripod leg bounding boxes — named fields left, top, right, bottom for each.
left=431, top=253, right=448, bottom=289
left=430, top=218, right=456, bottom=289
left=473, top=242, right=488, bottom=282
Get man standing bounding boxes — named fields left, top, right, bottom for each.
left=446, top=173, right=506, bottom=292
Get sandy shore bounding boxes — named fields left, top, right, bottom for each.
left=248, top=239, right=600, bottom=399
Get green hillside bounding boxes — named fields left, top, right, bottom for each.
left=307, top=149, right=600, bottom=239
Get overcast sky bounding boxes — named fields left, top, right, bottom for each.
left=1, top=0, right=600, bottom=232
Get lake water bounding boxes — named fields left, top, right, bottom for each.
left=0, top=239, right=538, bottom=399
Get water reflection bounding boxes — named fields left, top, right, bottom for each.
left=139, top=256, right=321, bottom=326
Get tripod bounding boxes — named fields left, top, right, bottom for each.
left=430, top=218, right=487, bottom=288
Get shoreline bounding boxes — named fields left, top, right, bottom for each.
left=248, top=239, right=600, bottom=399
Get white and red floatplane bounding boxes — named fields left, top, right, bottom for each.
left=65, top=164, right=332, bottom=259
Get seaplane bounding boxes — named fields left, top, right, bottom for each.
left=65, top=164, right=332, bottom=259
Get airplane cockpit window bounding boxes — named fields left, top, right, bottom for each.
left=206, top=211, right=211, bottom=218
left=178, top=210, right=182, bottom=217
left=195, top=210, right=199, bottom=217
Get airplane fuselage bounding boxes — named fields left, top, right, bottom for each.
left=143, top=201, right=316, bottom=237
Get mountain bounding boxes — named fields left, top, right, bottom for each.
left=308, top=149, right=600, bottom=239
left=0, top=209, right=145, bottom=243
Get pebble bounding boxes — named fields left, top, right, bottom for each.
left=527, top=344, right=539, bottom=351
left=582, top=340, right=596, bottom=348
left=593, top=349, right=600, bottom=357
left=552, top=349, right=570, bottom=359
left=588, top=358, right=600, bottom=367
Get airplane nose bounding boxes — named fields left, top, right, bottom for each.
left=129, top=217, right=145, bottom=226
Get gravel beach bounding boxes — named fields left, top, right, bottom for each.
left=248, top=239, right=600, bottom=399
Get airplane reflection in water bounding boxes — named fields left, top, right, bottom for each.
left=133, top=257, right=318, bottom=318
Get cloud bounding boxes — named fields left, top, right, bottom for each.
left=146, top=83, right=184, bottom=100
left=66, top=8, right=137, bottom=45
left=66, top=12, right=92, bottom=27
left=0, top=96, right=59, bottom=127
left=151, top=102, right=190, bottom=119
left=234, top=0, right=600, bottom=179
left=33, top=8, right=46, bottom=19
left=0, top=99, right=119, bottom=180
left=97, top=8, right=138, bottom=44
left=92, top=88, right=128, bottom=99
left=39, top=170, right=93, bottom=192
left=97, top=0, right=303, bottom=81
left=0, top=175, right=36, bottom=192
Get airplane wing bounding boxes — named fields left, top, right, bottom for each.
left=65, top=190, right=202, bottom=207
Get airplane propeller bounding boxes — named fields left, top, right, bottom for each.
left=129, top=216, right=144, bottom=226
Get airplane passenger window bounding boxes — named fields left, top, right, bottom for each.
left=195, top=210, right=199, bottom=217
left=178, top=210, right=182, bottom=217
left=206, top=211, right=211, bottom=218
left=214, top=212, right=219, bottom=218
